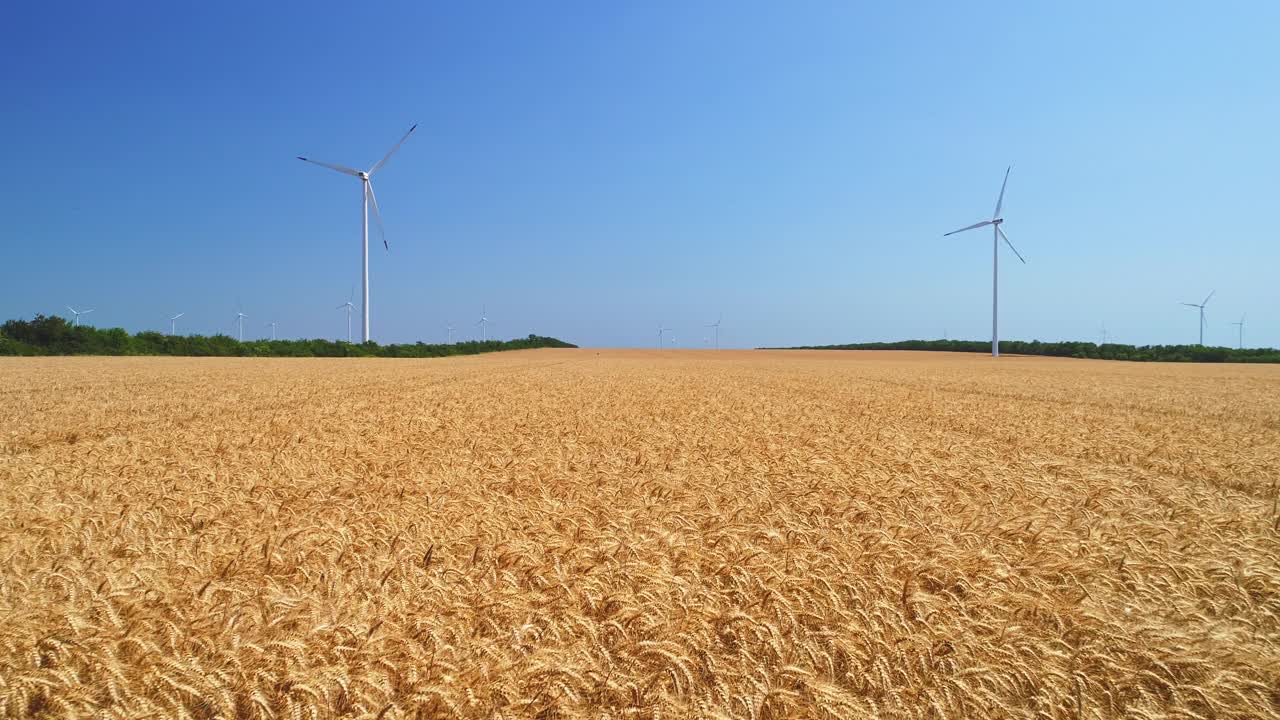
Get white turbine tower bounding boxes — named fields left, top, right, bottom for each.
left=298, top=124, right=417, bottom=343
left=234, top=306, right=248, bottom=342
left=66, top=306, right=94, bottom=327
left=337, top=290, right=355, bottom=343
left=943, top=166, right=1026, bottom=358
left=656, top=325, right=672, bottom=349
left=266, top=321, right=278, bottom=341
left=446, top=322, right=455, bottom=344
left=1180, top=290, right=1214, bottom=346
left=1229, top=313, right=1245, bottom=350
left=168, top=312, right=184, bottom=336
left=476, top=306, right=491, bottom=341
left=706, top=314, right=722, bottom=350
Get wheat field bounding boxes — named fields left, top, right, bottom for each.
left=1, top=350, right=1277, bottom=719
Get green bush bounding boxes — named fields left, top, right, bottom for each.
left=0, top=315, right=576, bottom=357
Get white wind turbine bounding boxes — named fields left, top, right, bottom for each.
left=298, top=124, right=417, bottom=343
left=1180, top=290, right=1214, bottom=346
left=706, top=314, right=722, bottom=350
left=265, top=321, right=278, bottom=341
left=66, top=306, right=94, bottom=327
left=476, top=306, right=491, bottom=341
left=168, top=312, right=184, bottom=336
left=656, top=325, right=672, bottom=349
left=234, top=304, right=248, bottom=342
left=1229, top=313, right=1245, bottom=350
left=943, top=166, right=1026, bottom=358
left=336, top=289, right=355, bottom=343
left=446, top=322, right=455, bottom=344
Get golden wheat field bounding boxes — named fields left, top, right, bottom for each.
left=1, top=350, right=1278, bottom=719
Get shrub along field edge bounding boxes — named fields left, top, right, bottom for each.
left=0, top=315, right=576, bottom=357
left=768, top=339, right=1280, bottom=363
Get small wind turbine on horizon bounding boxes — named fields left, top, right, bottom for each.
left=168, top=312, right=184, bottom=336
left=1180, top=290, right=1214, bottom=346
left=234, top=304, right=248, bottom=342
left=943, top=166, right=1026, bottom=358
left=337, top=290, right=355, bottom=343
left=66, top=306, right=94, bottom=327
left=706, top=314, right=722, bottom=350
left=265, top=321, right=278, bottom=341
left=1229, top=313, right=1246, bottom=350
left=476, top=306, right=491, bottom=341
left=298, top=124, right=418, bottom=343
left=446, top=322, right=455, bottom=344
left=656, top=325, right=672, bottom=349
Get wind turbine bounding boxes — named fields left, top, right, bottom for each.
left=656, top=325, right=672, bottom=349
left=66, top=306, right=94, bottom=327
left=943, top=166, right=1026, bottom=358
left=1180, top=290, right=1214, bottom=345
left=168, top=312, right=184, bottom=336
left=265, top=321, right=278, bottom=341
left=706, top=314, right=722, bottom=350
left=476, top=306, right=491, bottom=341
left=298, top=124, right=417, bottom=343
left=446, top=322, right=455, bottom=344
left=234, top=305, right=248, bottom=342
left=336, top=290, right=355, bottom=343
left=1229, top=313, right=1245, bottom=350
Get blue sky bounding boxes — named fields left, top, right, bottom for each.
left=3, top=2, right=1277, bottom=348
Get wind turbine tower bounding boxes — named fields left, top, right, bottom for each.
left=476, top=306, right=490, bottom=341
left=1229, top=314, right=1246, bottom=350
left=66, top=306, right=94, bottom=327
left=1180, top=290, right=1214, bottom=346
left=169, top=312, right=184, bottom=336
left=266, top=321, right=278, bottom=341
left=656, top=325, right=672, bottom=349
left=706, top=314, right=722, bottom=350
left=943, top=166, right=1026, bottom=358
left=298, top=125, right=417, bottom=343
left=234, top=307, right=248, bottom=342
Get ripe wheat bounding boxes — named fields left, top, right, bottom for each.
left=1, top=350, right=1277, bottom=718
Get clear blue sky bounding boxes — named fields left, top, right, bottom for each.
left=3, top=2, right=1277, bottom=348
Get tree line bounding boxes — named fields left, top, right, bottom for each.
left=0, top=315, right=576, bottom=357
left=773, top=338, right=1280, bottom=363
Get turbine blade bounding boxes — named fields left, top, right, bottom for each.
left=993, top=166, right=1011, bottom=219
left=366, top=182, right=388, bottom=250
left=66, top=306, right=77, bottom=314
left=83, top=309, right=95, bottom=314
left=943, top=220, right=993, bottom=236
left=1202, top=289, right=1215, bottom=305
left=368, top=124, right=418, bottom=176
left=997, top=226, right=1026, bottom=263
left=1180, top=303, right=1201, bottom=308
left=297, top=157, right=362, bottom=177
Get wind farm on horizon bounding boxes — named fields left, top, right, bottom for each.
left=11, top=132, right=1267, bottom=356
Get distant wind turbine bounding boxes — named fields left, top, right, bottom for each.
left=706, top=314, right=722, bottom=350
left=337, top=288, right=355, bottom=343
left=66, top=306, right=94, bottom=327
left=234, top=303, right=248, bottom=342
left=1229, top=313, right=1246, bottom=350
left=656, top=325, right=672, bottom=349
left=446, top=322, right=455, bottom=344
left=168, top=312, right=184, bottom=336
left=476, top=306, right=491, bottom=341
left=943, top=166, right=1026, bottom=358
left=1180, top=290, right=1214, bottom=346
left=298, top=124, right=418, bottom=343
left=265, top=321, right=278, bottom=341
